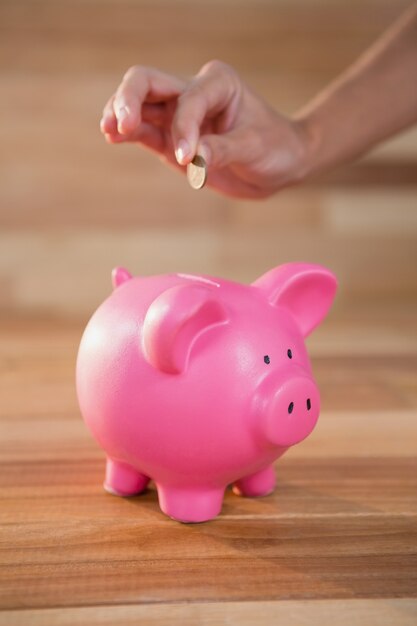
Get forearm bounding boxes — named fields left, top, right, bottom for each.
left=295, top=3, right=417, bottom=178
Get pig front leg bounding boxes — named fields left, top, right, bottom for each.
left=156, top=484, right=225, bottom=523
left=104, top=457, right=150, bottom=496
left=232, top=465, right=276, bottom=498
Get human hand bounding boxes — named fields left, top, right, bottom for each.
left=100, top=61, right=311, bottom=199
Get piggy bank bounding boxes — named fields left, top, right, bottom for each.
left=76, top=263, right=337, bottom=522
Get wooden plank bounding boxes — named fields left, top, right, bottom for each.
left=1, top=456, right=417, bottom=518
left=1, top=228, right=417, bottom=316
left=1, top=599, right=417, bottom=626
left=1, top=410, right=417, bottom=459
left=0, top=0, right=407, bottom=75
left=321, top=189, right=417, bottom=235
left=0, top=75, right=415, bottom=230
left=1, top=319, right=417, bottom=421
left=0, top=516, right=416, bottom=609
left=314, top=162, right=417, bottom=187
left=215, top=229, right=417, bottom=298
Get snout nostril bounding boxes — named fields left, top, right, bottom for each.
left=288, top=402, right=294, bottom=414
left=307, top=398, right=311, bottom=411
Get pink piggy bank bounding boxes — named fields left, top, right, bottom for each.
left=76, top=263, right=337, bottom=522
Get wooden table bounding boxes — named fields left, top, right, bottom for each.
left=1, top=307, right=416, bottom=625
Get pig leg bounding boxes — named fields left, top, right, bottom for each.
left=156, top=484, right=225, bottom=523
left=232, top=465, right=276, bottom=497
left=104, top=457, right=150, bottom=497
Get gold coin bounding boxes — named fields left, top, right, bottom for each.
left=187, top=155, right=207, bottom=190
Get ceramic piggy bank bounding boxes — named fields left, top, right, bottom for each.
left=76, top=263, right=337, bottom=522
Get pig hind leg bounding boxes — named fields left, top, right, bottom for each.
left=156, top=483, right=225, bottom=523
left=104, top=457, right=150, bottom=496
left=232, top=464, right=276, bottom=498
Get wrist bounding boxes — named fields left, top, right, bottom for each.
left=257, top=113, right=318, bottom=198
left=264, top=112, right=322, bottom=197
left=291, top=113, right=322, bottom=182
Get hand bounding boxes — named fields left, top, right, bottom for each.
left=100, top=61, right=311, bottom=199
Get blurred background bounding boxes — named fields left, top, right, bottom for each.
left=0, top=0, right=416, bottom=321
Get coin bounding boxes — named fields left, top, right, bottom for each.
left=187, top=155, right=207, bottom=190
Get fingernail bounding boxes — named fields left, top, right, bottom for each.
left=117, top=106, right=130, bottom=133
left=117, top=106, right=130, bottom=121
left=175, top=139, right=190, bottom=164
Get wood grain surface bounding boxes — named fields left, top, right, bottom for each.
left=0, top=305, right=416, bottom=624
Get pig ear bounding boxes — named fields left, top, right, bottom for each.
left=142, top=284, right=229, bottom=374
left=252, top=263, right=337, bottom=337
left=112, top=266, right=133, bottom=289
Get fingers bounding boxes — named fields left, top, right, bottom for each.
left=171, top=60, right=241, bottom=165
left=109, top=65, right=186, bottom=135
left=105, top=121, right=166, bottom=154
left=100, top=95, right=117, bottom=134
left=100, top=61, right=246, bottom=173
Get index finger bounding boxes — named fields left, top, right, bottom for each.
left=114, top=66, right=186, bottom=135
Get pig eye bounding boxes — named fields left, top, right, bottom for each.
left=287, top=349, right=293, bottom=359
left=264, top=355, right=270, bottom=365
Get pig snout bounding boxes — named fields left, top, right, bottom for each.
left=261, top=375, right=320, bottom=448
